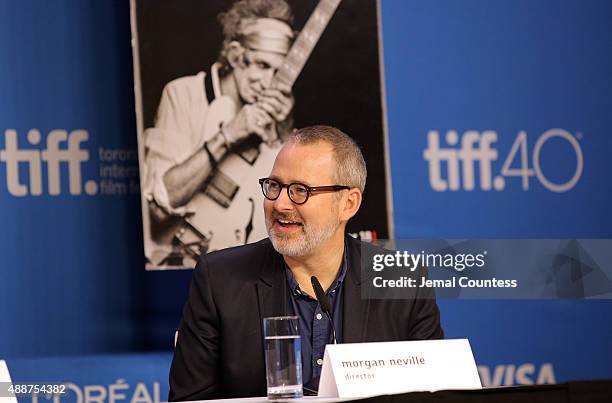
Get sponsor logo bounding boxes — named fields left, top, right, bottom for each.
left=478, top=363, right=556, bottom=387
left=1, top=129, right=140, bottom=197
left=0, top=129, right=96, bottom=196
left=423, top=129, right=583, bottom=192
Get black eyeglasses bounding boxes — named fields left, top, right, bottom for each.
left=259, top=177, right=350, bottom=205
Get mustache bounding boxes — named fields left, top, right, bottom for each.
left=271, top=211, right=303, bottom=224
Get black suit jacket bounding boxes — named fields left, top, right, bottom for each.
left=169, top=235, right=443, bottom=401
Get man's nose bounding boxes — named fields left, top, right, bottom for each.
left=261, top=70, right=275, bottom=89
left=273, top=187, right=294, bottom=211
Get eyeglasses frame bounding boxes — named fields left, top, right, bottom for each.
left=258, top=177, right=351, bottom=205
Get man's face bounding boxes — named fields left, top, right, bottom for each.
left=234, top=48, right=285, bottom=104
left=264, top=141, right=344, bottom=257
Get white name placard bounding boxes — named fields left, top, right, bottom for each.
left=318, top=339, right=481, bottom=398
left=0, top=360, right=17, bottom=403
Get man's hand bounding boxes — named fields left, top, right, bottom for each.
left=256, top=82, right=294, bottom=123
left=223, top=103, right=275, bottom=145
left=223, top=83, right=294, bottom=146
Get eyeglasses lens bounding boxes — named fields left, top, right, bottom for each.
left=288, top=184, right=308, bottom=204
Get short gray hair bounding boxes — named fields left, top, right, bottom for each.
left=289, top=125, right=367, bottom=193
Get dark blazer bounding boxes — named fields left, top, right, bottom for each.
left=169, top=235, right=443, bottom=401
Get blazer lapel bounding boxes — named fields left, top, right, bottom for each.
left=342, top=236, right=370, bottom=343
left=256, top=246, right=289, bottom=325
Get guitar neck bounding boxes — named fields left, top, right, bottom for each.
left=275, top=0, right=342, bottom=88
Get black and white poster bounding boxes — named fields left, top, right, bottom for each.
left=131, top=0, right=392, bottom=269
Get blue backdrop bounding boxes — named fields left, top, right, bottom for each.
left=1, top=0, right=611, bottom=395
left=383, top=0, right=612, bottom=384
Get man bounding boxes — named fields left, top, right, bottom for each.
left=169, top=126, right=443, bottom=400
left=143, top=0, right=296, bottom=265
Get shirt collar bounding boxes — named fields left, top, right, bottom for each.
left=284, top=244, right=348, bottom=297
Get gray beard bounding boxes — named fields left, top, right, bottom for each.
left=267, top=219, right=339, bottom=257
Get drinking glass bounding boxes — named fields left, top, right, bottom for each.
left=263, top=316, right=303, bottom=399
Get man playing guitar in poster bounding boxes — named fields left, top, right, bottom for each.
left=143, top=0, right=341, bottom=267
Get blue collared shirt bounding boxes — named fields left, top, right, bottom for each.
left=285, top=249, right=347, bottom=392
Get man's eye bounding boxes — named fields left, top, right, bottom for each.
left=256, top=62, right=270, bottom=69
left=268, top=182, right=280, bottom=190
left=293, top=186, right=308, bottom=194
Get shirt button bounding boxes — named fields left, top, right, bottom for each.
left=317, top=358, right=323, bottom=366
left=316, top=313, right=323, bottom=320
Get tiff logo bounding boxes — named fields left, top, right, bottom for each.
left=0, top=129, right=98, bottom=196
left=423, top=130, right=498, bottom=191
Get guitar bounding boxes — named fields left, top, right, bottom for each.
left=150, top=0, right=343, bottom=266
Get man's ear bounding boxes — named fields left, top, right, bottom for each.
left=340, top=188, right=362, bottom=222
left=226, top=41, right=245, bottom=69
